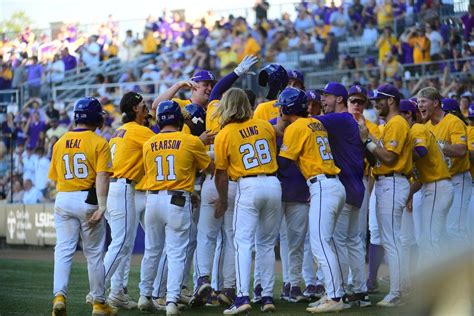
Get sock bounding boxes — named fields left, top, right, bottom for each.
left=368, top=243, right=384, bottom=281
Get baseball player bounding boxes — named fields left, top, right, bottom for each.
left=49, top=97, right=116, bottom=316
left=214, top=88, right=282, bottom=314
left=138, top=100, right=213, bottom=316
left=276, top=87, right=347, bottom=313
left=104, top=92, right=155, bottom=305
left=467, top=104, right=474, bottom=240
left=194, top=55, right=258, bottom=307
left=252, top=64, right=288, bottom=121
left=400, top=99, right=454, bottom=261
left=417, top=88, right=472, bottom=246
left=360, top=84, right=413, bottom=307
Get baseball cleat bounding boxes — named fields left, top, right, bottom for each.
left=152, top=297, right=166, bottom=311
left=306, top=298, right=350, bottom=313
left=166, top=301, right=180, bottom=315
left=343, top=292, right=372, bottom=307
left=218, top=288, right=236, bottom=307
left=179, top=287, right=192, bottom=305
left=308, top=294, right=328, bottom=307
left=289, top=286, right=308, bottom=303
left=260, top=296, right=276, bottom=313
left=92, top=302, right=118, bottom=316
left=252, top=284, right=263, bottom=303
left=280, top=282, right=291, bottom=301
left=303, top=284, right=318, bottom=299
left=52, top=294, right=67, bottom=316
left=107, top=291, right=138, bottom=310
left=138, top=295, right=156, bottom=312
left=223, top=296, right=252, bottom=315
left=196, top=276, right=212, bottom=297
left=376, top=296, right=403, bottom=307
left=205, top=291, right=221, bottom=306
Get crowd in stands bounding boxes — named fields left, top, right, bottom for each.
left=0, top=1, right=473, bottom=203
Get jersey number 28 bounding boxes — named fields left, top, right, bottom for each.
left=240, top=139, right=272, bottom=170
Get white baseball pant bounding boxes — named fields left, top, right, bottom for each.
left=110, top=189, right=147, bottom=295
left=307, top=175, right=346, bottom=299
left=399, top=208, right=416, bottom=292
left=139, top=191, right=192, bottom=303
left=104, top=180, right=137, bottom=286
left=359, top=176, right=370, bottom=246
left=53, top=191, right=106, bottom=302
left=333, top=203, right=367, bottom=294
left=418, top=179, right=454, bottom=267
left=368, top=188, right=380, bottom=245
left=195, top=175, right=237, bottom=289
left=302, top=229, right=317, bottom=287
left=375, top=175, right=410, bottom=301
left=446, top=171, right=472, bottom=247
left=211, top=231, right=224, bottom=291
left=279, top=217, right=290, bottom=286
left=152, top=252, right=168, bottom=298
left=233, top=175, right=282, bottom=298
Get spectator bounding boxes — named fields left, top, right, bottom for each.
left=461, top=4, right=474, bottom=41
left=298, top=31, right=314, bottom=53
left=376, top=26, right=398, bottom=64
left=381, top=47, right=402, bottom=80
left=426, top=23, right=444, bottom=61
left=11, top=54, right=27, bottom=89
left=45, top=100, right=60, bottom=121
left=182, top=23, right=194, bottom=47
left=254, top=0, right=269, bottom=21
left=351, top=0, right=364, bottom=16
left=6, top=179, right=24, bottom=204
left=287, top=28, right=300, bottom=50
left=460, top=94, right=472, bottom=117
left=46, top=118, right=68, bottom=141
left=33, top=147, right=50, bottom=196
left=392, top=0, right=407, bottom=35
left=408, top=27, right=431, bottom=64
left=361, top=19, right=378, bottom=45
left=0, top=142, right=10, bottom=198
left=393, top=75, right=411, bottom=98
left=22, top=178, right=43, bottom=204
left=216, top=42, right=238, bottom=77
left=0, top=62, right=13, bottom=91
left=26, top=56, right=43, bottom=98
left=21, top=144, right=37, bottom=182
left=362, top=0, right=377, bottom=25
left=80, top=35, right=101, bottom=69
left=45, top=53, right=65, bottom=84
left=323, top=32, right=339, bottom=65
left=23, top=110, right=46, bottom=150
left=348, top=6, right=363, bottom=37
left=375, top=0, right=394, bottom=29
left=60, top=47, right=77, bottom=72
left=363, top=56, right=380, bottom=82
left=242, top=33, right=261, bottom=59
left=329, top=6, right=349, bottom=38
left=294, top=8, right=315, bottom=33
left=1, top=113, right=17, bottom=149
left=399, top=27, right=415, bottom=64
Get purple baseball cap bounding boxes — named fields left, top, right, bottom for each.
left=191, top=70, right=216, bottom=83
left=468, top=103, right=474, bottom=118
left=306, top=89, right=321, bottom=102
left=348, top=84, right=368, bottom=99
left=319, top=82, right=348, bottom=99
left=287, top=69, right=304, bottom=85
left=399, top=99, right=417, bottom=113
left=365, top=56, right=376, bottom=65
left=442, top=98, right=460, bottom=112
left=369, top=84, right=401, bottom=100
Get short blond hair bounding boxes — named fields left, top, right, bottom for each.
left=214, top=88, right=253, bottom=127
left=417, top=87, right=443, bottom=102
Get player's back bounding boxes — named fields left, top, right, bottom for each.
left=215, top=118, right=278, bottom=180
left=253, top=100, right=278, bottom=121
left=143, top=131, right=210, bottom=192
left=49, top=129, right=111, bottom=192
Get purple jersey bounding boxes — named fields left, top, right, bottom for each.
left=270, top=118, right=310, bottom=203
left=316, top=112, right=365, bottom=208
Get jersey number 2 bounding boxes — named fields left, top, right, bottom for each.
left=316, top=136, right=333, bottom=161
left=63, top=153, right=88, bottom=179
left=155, top=155, right=176, bottom=181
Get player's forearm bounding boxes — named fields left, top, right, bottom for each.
left=371, top=146, right=398, bottom=166
left=151, top=82, right=183, bottom=111
left=209, top=72, right=239, bottom=101
left=443, top=143, right=467, bottom=158
left=95, top=171, right=110, bottom=210
left=214, top=169, right=229, bottom=202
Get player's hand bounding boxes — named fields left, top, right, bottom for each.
left=177, top=80, right=197, bottom=90
left=87, top=208, right=105, bottom=227
left=214, top=199, right=228, bottom=219
left=358, top=118, right=369, bottom=143
left=234, top=55, right=259, bottom=76
left=199, top=130, right=217, bottom=145
left=191, top=192, right=201, bottom=208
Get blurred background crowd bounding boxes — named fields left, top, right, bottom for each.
left=0, top=0, right=472, bottom=204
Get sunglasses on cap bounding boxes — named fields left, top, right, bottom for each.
left=373, top=89, right=395, bottom=98
left=349, top=98, right=366, bottom=105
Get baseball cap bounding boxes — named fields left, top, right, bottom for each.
left=348, top=85, right=368, bottom=99
left=287, top=70, right=304, bottom=86
left=441, top=98, right=460, bottom=112
left=399, top=99, right=417, bottom=113
left=120, top=91, right=143, bottom=113
left=369, top=84, right=401, bottom=100
left=191, top=70, right=216, bottom=83
left=468, top=103, right=474, bottom=119
left=319, top=82, right=348, bottom=99
left=305, top=89, right=321, bottom=102
left=365, top=57, right=376, bottom=65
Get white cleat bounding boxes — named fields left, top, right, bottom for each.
left=166, top=302, right=180, bottom=315
left=306, top=298, right=350, bottom=313
left=308, top=295, right=328, bottom=307
left=138, top=295, right=156, bottom=312
left=107, top=291, right=138, bottom=310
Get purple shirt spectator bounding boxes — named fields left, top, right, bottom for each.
left=393, top=2, right=406, bottom=18
left=27, top=119, right=46, bottom=149
left=182, top=27, right=194, bottom=46
left=461, top=11, right=474, bottom=41
left=62, top=54, right=77, bottom=71
left=401, top=42, right=414, bottom=64
left=26, top=63, right=43, bottom=87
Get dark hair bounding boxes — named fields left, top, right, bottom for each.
left=244, top=89, right=256, bottom=108
left=445, top=109, right=468, bottom=125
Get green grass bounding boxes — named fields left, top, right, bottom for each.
left=0, top=257, right=406, bottom=315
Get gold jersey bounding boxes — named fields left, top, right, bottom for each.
left=253, top=100, right=278, bottom=121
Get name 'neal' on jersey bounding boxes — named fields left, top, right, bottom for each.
left=239, top=125, right=259, bottom=139
left=65, top=139, right=82, bottom=149
left=151, top=139, right=182, bottom=151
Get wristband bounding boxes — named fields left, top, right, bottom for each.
left=439, top=143, right=445, bottom=150
left=366, top=141, right=377, bottom=153
left=364, top=138, right=373, bottom=146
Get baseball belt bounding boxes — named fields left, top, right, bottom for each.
left=309, top=174, right=337, bottom=184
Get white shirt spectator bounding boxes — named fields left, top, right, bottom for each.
left=294, top=13, right=315, bottom=33
left=46, top=59, right=65, bottom=83
left=329, top=9, right=348, bottom=38
left=361, top=25, right=379, bottom=45
left=22, top=151, right=38, bottom=182
left=141, top=65, right=160, bottom=82
left=82, top=41, right=101, bottom=68
left=34, top=156, right=51, bottom=191
left=22, top=180, right=43, bottom=204
left=428, top=30, right=443, bottom=56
